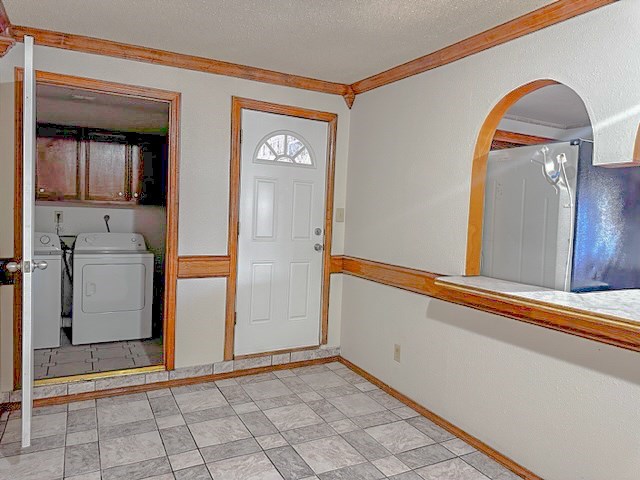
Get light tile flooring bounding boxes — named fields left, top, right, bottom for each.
left=0, top=362, right=522, bottom=480
left=34, top=328, right=163, bottom=380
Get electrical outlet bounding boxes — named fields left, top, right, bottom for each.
left=54, top=211, right=63, bottom=223
left=393, top=344, right=401, bottom=363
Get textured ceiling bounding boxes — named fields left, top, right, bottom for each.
left=37, top=84, right=169, bottom=134
left=5, top=0, right=555, bottom=83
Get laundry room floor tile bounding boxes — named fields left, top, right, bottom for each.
left=33, top=328, right=164, bottom=380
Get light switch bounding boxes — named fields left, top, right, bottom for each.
left=335, top=208, right=345, bottom=223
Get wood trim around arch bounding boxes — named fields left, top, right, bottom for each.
left=13, top=69, right=181, bottom=388
left=225, top=97, right=338, bottom=360
left=465, top=79, right=559, bottom=276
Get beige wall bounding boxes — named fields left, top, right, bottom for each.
left=0, top=44, right=349, bottom=391
left=341, top=2, right=640, bottom=480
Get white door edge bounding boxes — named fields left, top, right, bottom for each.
left=21, top=35, right=36, bottom=448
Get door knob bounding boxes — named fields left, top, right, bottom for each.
left=34, top=260, right=48, bottom=271
left=6, top=261, right=21, bottom=273
left=314, top=243, right=323, bottom=252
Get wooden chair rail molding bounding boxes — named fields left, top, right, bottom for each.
left=4, top=1, right=615, bottom=107
left=177, top=255, right=231, bottom=279
left=332, top=255, right=640, bottom=353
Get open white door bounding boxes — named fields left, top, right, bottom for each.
left=20, top=35, right=36, bottom=447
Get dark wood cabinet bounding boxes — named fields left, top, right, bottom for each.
left=36, top=123, right=167, bottom=206
left=85, top=132, right=128, bottom=202
left=35, top=126, right=80, bottom=200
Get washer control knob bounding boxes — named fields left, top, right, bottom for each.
left=40, top=235, right=50, bottom=245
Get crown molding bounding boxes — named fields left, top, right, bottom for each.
left=350, top=0, right=617, bottom=95
left=10, top=25, right=354, bottom=105
left=6, top=1, right=616, bottom=104
left=0, top=34, right=13, bottom=56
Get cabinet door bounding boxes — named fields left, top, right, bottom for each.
left=36, top=125, right=80, bottom=201
left=36, top=136, right=80, bottom=200
left=85, top=134, right=128, bottom=202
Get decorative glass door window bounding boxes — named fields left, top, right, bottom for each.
left=254, top=131, right=314, bottom=166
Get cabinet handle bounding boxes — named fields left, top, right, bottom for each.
left=118, top=192, right=123, bottom=197
left=39, top=188, right=45, bottom=193
left=133, top=192, right=139, bottom=198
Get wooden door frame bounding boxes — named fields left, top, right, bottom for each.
left=225, top=97, right=338, bottom=360
left=465, top=79, right=559, bottom=276
left=13, top=69, right=181, bottom=388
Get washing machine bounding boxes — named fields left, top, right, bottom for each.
left=72, top=233, right=154, bottom=345
left=34, top=232, right=63, bottom=349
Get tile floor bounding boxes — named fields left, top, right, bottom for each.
left=34, top=328, right=163, bottom=380
left=0, top=361, right=522, bottom=480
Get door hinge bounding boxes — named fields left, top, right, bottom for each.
left=234, top=311, right=237, bottom=326
left=239, top=129, right=243, bottom=144
left=237, top=221, right=240, bottom=236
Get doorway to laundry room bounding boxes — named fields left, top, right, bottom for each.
left=13, top=70, right=180, bottom=386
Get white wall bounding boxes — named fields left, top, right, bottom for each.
left=341, top=276, right=640, bottom=480
left=34, top=204, right=166, bottom=257
left=342, top=2, right=640, bottom=479
left=0, top=43, right=349, bottom=391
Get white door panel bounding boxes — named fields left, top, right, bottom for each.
left=250, top=262, right=274, bottom=323
left=253, top=178, right=277, bottom=240
left=236, top=110, right=328, bottom=355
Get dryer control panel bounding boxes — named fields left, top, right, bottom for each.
left=75, top=233, right=147, bottom=253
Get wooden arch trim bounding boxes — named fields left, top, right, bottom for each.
left=465, top=79, right=559, bottom=275
left=633, top=123, right=640, bottom=165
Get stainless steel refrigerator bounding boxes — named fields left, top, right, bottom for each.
left=481, top=139, right=640, bottom=292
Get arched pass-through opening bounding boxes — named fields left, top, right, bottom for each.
left=465, top=79, right=560, bottom=275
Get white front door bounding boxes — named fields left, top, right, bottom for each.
left=235, top=110, right=328, bottom=356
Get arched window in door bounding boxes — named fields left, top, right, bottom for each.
left=254, top=131, right=314, bottom=166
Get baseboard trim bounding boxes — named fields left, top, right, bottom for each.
left=338, top=357, right=541, bottom=480
left=0, top=356, right=339, bottom=412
